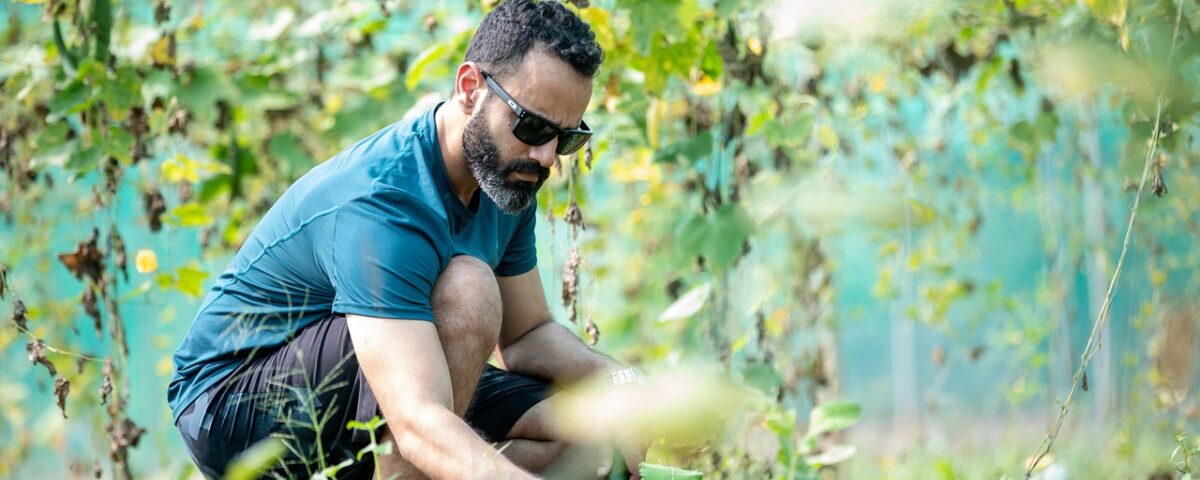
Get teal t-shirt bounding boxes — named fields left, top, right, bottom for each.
left=167, top=104, right=538, bottom=422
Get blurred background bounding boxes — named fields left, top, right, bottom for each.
left=1, top=0, right=1198, bottom=478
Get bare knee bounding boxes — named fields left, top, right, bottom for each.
left=432, top=256, right=502, bottom=350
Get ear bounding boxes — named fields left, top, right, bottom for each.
left=453, top=63, right=485, bottom=115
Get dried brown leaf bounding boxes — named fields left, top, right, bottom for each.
left=110, top=229, right=127, bottom=281
left=154, top=0, right=170, bottom=24
left=58, top=228, right=105, bottom=283
left=12, top=297, right=27, bottom=330
left=564, top=201, right=584, bottom=228
left=99, top=358, right=113, bottom=406
left=143, top=189, right=167, bottom=232
left=585, top=316, right=600, bottom=346
left=1081, top=371, right=1089, bottom=392
left=562, top=247, right=579, bottom=314
left=1152, top=169, right=1168, bottom=197
left=0, top=263, right=8, bottom=299
left=54, top=376, right=70, bottom=418
left=83, top=285, right=102, bottom=339
left=27, top=339, right=56, bottom=376
left=109, top=418, right=146, bottom=460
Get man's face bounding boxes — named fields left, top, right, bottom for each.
left=462, top=50, right=593, bottom=214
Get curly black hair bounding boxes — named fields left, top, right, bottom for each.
left=464, top=0, right=604, bottom=80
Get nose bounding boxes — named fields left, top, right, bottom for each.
left=528, top=138, right=558, bottom=169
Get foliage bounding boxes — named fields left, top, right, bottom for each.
left=0, top=0, right=1198, bottom=478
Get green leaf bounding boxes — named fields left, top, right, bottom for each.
left=170, top=203, right=213, bottom=228
left=405, top=42, right=451, bottom=91
left=50, top=80, right=91, bottom=116
left=103, top=126, right=135, bottom=164
left=268, top=132, right=313, bottom=176
left=807, top=400, right=862, bottom=437
left=640, top=463, right=703, bottom=480
left=175, top=265, right=209, bottom=298
left=656, top=130, right=713, bottom=164
left=224, top=437, right=286, bottom=480
left=176, top=66, right=225, bottom=123
left=805, top=444, right=857, bottom=466
left=346, top=415, right=386, bottom=431
left=676, top=204, right=754, bottom=271
left=100, top=66, right=142, bottom=119
left=740, top=362, right=783, bottom=394
left=66, top=145, right=104, bottom=173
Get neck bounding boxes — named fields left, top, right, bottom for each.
left=435, top=104, right=480, bottom=206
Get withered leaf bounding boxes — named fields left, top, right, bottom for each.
left=154, top=0, right=170, bottom=24
left=167, top=107, right=189, bottom=135
left=110, top=229, right=127, bottom=281
left=584, top=142, right=593, bottom=170
left=53, top=376, right=70, bottom=418
left=99, top=358, right=113, bottom=406
left=564, top=201, right=584, bottom=229
left=143, top=189, right=167, bottom=232
left=561, top=247, right=579, bottom=312
left=12, top=297, right=27, bottom=330
left=27, top=339, right=56, bottom=376
left=110, top=418, right=146, bottom=459
left=585, top=316, right=600, bottom=346
left=0, top=263, right=8, bottom=299
left=1152, top=169, right=1168, bottom=197
left=1081, top=371, right=1089, bottom=391
left=58, top=228, right=105, bottom=283
left=83, top=285, right=102, bottom=339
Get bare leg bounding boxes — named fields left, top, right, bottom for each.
left=432, top=256, right=503, bottom=416
left=502, top=396, right=611, bottom=478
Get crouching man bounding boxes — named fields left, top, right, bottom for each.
left=168, top=1, right=643, bottom=477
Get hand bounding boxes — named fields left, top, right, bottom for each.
left=617, top=435, right=648, bottom=480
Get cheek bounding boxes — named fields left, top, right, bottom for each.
left=486, top=117, right=526, bottom=158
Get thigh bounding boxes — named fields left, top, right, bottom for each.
left=465, top=365, right=554, bottom=442
left=179, top=315, right=380, bottom=479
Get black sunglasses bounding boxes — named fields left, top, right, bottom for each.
left=480, top=71, right=592, bottom=155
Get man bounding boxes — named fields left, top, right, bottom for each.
left=168, top=1, right=643, bottom=478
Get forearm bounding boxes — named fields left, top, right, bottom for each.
left=383, top=402, right=534, bottom=480
left=499, top=320, right=619, bottom=384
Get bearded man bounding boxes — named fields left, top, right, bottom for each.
left=168, top=1, right=643, bottom=478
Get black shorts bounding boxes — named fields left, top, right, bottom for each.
left=175, top=315, right=551, bottom=479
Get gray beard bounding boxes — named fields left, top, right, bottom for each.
left=462, top=111, right=549, bottom=214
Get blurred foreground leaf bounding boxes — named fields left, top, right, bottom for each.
left=224, top=437, right=285, bottom=480
left=641, top=463, right=703, bottom=480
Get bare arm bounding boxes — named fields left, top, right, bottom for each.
left=346, top=314, right=536, bottom=480
left=494, top=267, right=619, bottom=384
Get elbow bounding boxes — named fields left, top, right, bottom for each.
left=387, top=402, right=451, bottom=457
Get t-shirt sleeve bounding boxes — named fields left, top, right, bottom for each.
left=494, top=203, right=538, bottom=277
left=321, top=190, right=448, bottom=321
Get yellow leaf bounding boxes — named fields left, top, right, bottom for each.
left=149, top=36, right=175, bottom=66
left=817, top=124, right=839, bottom=151
left=869, top=74, right=887, bottom=93
left=135, top=249, right=158, bottom=274
left=690, top=76, right=722, bottom=97
left=157, top=356, right=174, bottom=376
left=747, top=37, right=764, bottom=57
left=646, top=100, right=665, bottom=150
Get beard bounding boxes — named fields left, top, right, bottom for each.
left=462, top=108, right=550, bottom=214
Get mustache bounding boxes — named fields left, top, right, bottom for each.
left=499, top=160, right=549, bottom=179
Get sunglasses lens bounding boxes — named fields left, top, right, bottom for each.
left=513, top=116, right=558, bottom=146
left=556, top=132, right=591, bottom=155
